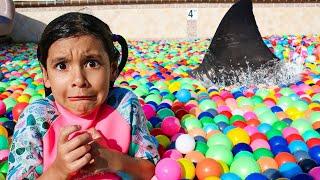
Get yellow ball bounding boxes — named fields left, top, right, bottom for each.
left=0, top=125, right=8, bottom=138
left=155, top=135, right=170, bottom=148
left=226, top=127, right=250, bottom=145
left=178, top=158, right=196, bottom=180
left=168, top=81, right=181, bottom=93
left=204, top=176, right=220, bottom=180
left=217, top=160, right=229, bottom=173
left=17, top=95, right=30, bottom=103
left=285, top=107, right=303, bottom=120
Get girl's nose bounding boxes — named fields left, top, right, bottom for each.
left=71, top=68, right=89, bottom=88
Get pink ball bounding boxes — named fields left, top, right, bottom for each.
left=162, top=149, right=183, bottom=160
left=161, top=116, right=181, bottom=136
left=250, top=139, right=271, bottom=151
left=309, top=166, right=320, bottom=180
left=244, top=112, right=257, bottom=120
left=244, top=125, right=258, bottom=136
left=217, top=105, right=231, bottom=113
left=0, top=149, right=9, bottom=161
left=0, top=101, right=6, bottom=116
left=282, top=127, right=299, bottom=138
left=155, top=158, right=181, bottom=180
left=143, top=104, right=156, bottom=120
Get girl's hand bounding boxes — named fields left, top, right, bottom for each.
left=50, top=125, right=93, bottom=179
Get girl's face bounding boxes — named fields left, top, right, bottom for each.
left=42, top=35, right=117, bottom=116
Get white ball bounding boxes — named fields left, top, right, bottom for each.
left=175, top=134, right=195, bottom=154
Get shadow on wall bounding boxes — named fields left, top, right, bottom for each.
left=11, top=12, right=46, bottom=42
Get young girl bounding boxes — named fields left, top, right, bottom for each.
left=7, top=12, right=159, bottom=180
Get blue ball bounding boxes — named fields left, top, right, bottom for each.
left=232, top=143, right=253, bottom=155
left=206, top=108, right=218, bottom=117
left=308, top=145, right=320, bottom=164
left=203, top=124, right=219, bottom=132
left=262, top=169, right=282, bottom=180
left=258, top=123, right=272, bottom=134
left=221, top=172, right=241, bottom=180
left=269, top=136, right=288, bottom=147
left=271, top=144, right=290, bottom=155
left=271, top=106, right=283, bottom=113
left=149, top=117, right=161, bottom=128
left=288, top=140, right=309, bottom=153
left=175, top=89, right=191, bottom=103
left=291, top=173, right=313, bottom=180
left=198, top=111, right=214, bottom=119
left=217, top=122, right=229, bottom=132
left=2, top=120, right=16, bottom=136
left=245, top=173, right=267, bottom=180
left=194, top=136, right=207, bottom=143
left=298, top=159, right=317, bottom=173
left=293, top=150, right=311, bottom=162
left=279, top=162, right=303, bottom=178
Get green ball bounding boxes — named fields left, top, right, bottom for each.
left=0, top=118, right=8, bottom=124
left=310, top=111, right=320, bottom=124
left=0, top=135, right=8, bottom=150
left=0, top=173, right=4, bottom=180
left=230, top=115, right=245, bottom=124
left=199, top=99, right=217, bottom=111
left=278, top=96, right=294, bottom=109
left=254, top=105, right=270, bottom=116
left=238, top=97, right=254, bottom=107
left=255, top=89, right=270, bottom=99
left=291, top=118, right=312, bottom=134
left=156, top=108, right=174, bottom=120
left=251, top=96, right=263, bottom=105
left=230, top=156, right=260, bottom=179
left=200, top=117, right=214, bottom=127
left=253, top=148, right=274, bottom=160
left=213, top=114, right=229, bottom=124
left=3, top=98, right=17, bottom=112
left=205, top=145, right=233, bottom=165
left=184, top=118, right=202, bottom=131
left=145, top=94, right=162, bottom=104
left=280, top=88, right=295, bottom=96
left=272, top=121, right=289, bottom=132
left=302, top=130, right=320, bottom=141
left=259, top=111, right=279, bottom=125
left=207, top=133, right=233, bottom=150
left=311, top=93, right=320, bottom=102
left=234, top=151, right=254, bottom=160
left=0, top=161, right=8, bottom=174
left=266, top=129, right=282, bottom=139
left=162, top=93, right=176, bottom=101
left=195, top=141, right=208, bottom=155
left=292, top=100, right=309, bottom=112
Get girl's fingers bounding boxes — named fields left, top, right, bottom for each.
left=64, top=132, right=92, bottom=152
left=70, top=153, right=93, bottom=171
left=66, top=144, right=92, bottom=162
left=59, top=125, right=81, bottom=144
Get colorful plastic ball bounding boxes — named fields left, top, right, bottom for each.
left=178, top=158, right=196, bottom=180
left=257, top=157, right=279, bottom=172
left=250, top=139, right=270, bottom=151
left=262, top=168, right=282, bottom=179
left=220, top=172, right=241, bottom=180
left=309, top=166, right=320, bottom=180
left=185, top=151, right=205, bottom=163
left=268, top=136, right=288, bottom=147
left=293, top=150, right=311, bottom=162
left=253, top=148, right=274, bottom=160
left=0, top=101, right=6, bottom=116
left=271, top=144, right=290, bottom=155
left=155, top=158, right=181, bottom=180
left=279, top=162, right=303, bottom=178
left=12, top=102, right=29, bottom=120
left=161, top=116, right=181, bottom=137
left=206, top=145, right=233, bottom=165
left=226, top=127, right=250, bottom=145
left=156, top=135, right=170, bottom=148
left=142, top=104, right=156, bottom=120
left=0, top=135, right=8, bottom=150
left=0, top=173, right=4, bottom=180
left=298, top=158, right=317, bottom=173
left=291, top=173, right=313, bottom=180
left=195, top=141, right=208, bottom=155
left=0, top=126, right=8, bottom=138
left=229, top=156, right=260, bottom=179
left=175, top=89, right=191, bottom=103
left=291, top=119, right=312, bottom=135
left=162, top=149, right=183, bottom=160
left=275, top=152, right=296, bottom=166
left=257, top=123, right=272, bottom=134
left=288, top=140, right=309, bottom=153
left=207, top=133, right=232, bottom=150
left=308, top=145, right=320, bottom=164
left=196, top=158, right=223, bottom=179
left=175, top=134, right=195, bottom=154
left=232, top=143, right=253, bottom=155
left=306, top=138, right=320, bottom=148
left=2, top=120, right=16, bottom=136
left=245, top=173, right=267, bottom=180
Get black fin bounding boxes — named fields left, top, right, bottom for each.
left=189, top=0, right=279, bottom=85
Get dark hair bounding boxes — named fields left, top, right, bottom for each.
left=37, top=12, right=128, bottom=96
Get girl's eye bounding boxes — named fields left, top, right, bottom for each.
left=55, top=62, right=67, bottom=70
left=86, top=60, right=100, bottom=68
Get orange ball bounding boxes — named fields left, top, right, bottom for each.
left=257, top=157, right=279, bottom=172
left=196, top=158, right=222, bottom=180
left=185, top=151, right=205, bottom=164
left=274, top=152, right=296, bottom=166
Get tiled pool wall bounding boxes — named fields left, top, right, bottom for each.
left=11, top=1, right=320, bottom=42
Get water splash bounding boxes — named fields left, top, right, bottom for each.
left=190, top=58, right=305, bottom=89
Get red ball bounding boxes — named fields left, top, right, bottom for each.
left=12, top=102, right=29, bottom=120
left=196, top=158, right=223, bottom=179
left=286, top=134, right=304, bottom=144
left=274, top=152, right=296, bottom=166
left=220, top=111, right=232, bottom=119
left=233, top=121, right=247, bottom=128
left=306, top=138, right=320, bottom=148
left=250, top=132, right=268, bottom=142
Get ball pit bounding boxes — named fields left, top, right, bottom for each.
left=0, top=35, right=320, bottom=179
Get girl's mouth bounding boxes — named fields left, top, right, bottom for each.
left=68, top=96, right=96, bottom=101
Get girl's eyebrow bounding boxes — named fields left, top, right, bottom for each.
left=49, top=57, right=68, bottom=65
